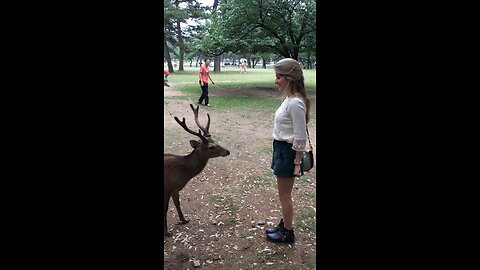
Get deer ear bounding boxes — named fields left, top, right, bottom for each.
left=190, top=140, right=200, bottom=148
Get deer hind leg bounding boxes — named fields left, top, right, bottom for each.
left=172, top=191, right=189, bottom=224
left=164, top=194, right=172, bottom=237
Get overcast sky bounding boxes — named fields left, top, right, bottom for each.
left=201, top=0, right=214, bottom=7
left=178, top=0, right=213, bottom=9
left=182, top=0, right=215, bottom=28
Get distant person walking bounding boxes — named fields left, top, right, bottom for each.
left=239, top=60, right=247, bottom=73
left=164, top=70, right=170, bottom=87
left=198, top=58, right=215, bottom=107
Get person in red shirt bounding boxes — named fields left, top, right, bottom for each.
left=164, top=70, right=170, bottom=87
left=197, top=58, right=215, bottom=107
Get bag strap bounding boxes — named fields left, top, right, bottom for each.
left=306, top=125, right=313, bottom=151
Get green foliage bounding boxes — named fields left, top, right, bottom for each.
left=213, top=0, right=316, bottom=59
left=165, top=0, right=317, bottom=71
left=164, top=0, right=210, bottom=66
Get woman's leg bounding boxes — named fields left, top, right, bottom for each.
left=276, top=176, right=295, bottom=230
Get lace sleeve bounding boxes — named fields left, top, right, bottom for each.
left=292, top=139, right=307, bottom=151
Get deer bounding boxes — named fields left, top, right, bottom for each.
left=164, top=104, right=230, bottom=237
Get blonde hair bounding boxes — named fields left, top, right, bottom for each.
left=274, top=58, right=311, bottom=123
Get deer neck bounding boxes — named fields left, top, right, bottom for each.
left=184, top=149, right=210, bottom=176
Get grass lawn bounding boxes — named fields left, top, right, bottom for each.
left=168, top=66, right=316, bottom=87
left=165, top=66, right=316, bottom=111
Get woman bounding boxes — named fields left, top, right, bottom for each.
left=198, top=58, right=215, bottom=107
left=265, top=58, right=311, bottom=243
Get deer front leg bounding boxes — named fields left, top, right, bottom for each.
left=172, top=191, right=189, bottom=224
left=164, top=194, right=172, bottom=237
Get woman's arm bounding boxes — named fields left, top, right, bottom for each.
left=293, top=151, right=303, bottom=176
left=290, top=98, right=307, bottom=151
left=290, top=98, right=307, bottom=176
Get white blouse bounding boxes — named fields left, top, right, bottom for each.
left=272, top=96, right=307, bottom=151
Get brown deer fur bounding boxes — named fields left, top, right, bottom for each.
left=164, top=104, right=230, bottom=236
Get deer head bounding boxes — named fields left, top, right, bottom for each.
left=174, top=104, right=230, bottom=158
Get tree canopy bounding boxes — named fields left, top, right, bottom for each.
left=164, top=0, right=317, bottom=71
left=216, top=0, right=316, bottom=60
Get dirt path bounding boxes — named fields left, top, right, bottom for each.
left=163, top=84, right=317, bottom=269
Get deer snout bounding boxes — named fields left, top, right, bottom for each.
left=224, top=150, right=230, bottom=156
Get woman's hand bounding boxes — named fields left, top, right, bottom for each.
left=293, top=164, right=301, bottom=177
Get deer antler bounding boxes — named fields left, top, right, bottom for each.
left=190, top=104, right=211, bottom=137
left=174, top=117, right=209, bottom=144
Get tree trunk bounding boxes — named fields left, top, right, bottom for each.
left=211, top=0, right=222, bottom=73
left=306, top=51, right=311, bottom=69
left=214, top=55, right=221, bottom=73
left=195, top=55, right=201, bottom=67
left=292, top=42, right=301, bottom=61
left=278, top=42, right=291, bottom=59
left=164, top=36, right=174, bottom=73
left=176, top=19, right=184, bottom=71
left=252, top=58, right=260, bottom=68
left=262, top=56, right=266, bottom=69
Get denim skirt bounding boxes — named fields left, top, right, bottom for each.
left=271, top=140, right=304, bottom=178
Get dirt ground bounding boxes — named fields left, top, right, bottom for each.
left=163, top=83, right=317, bottom=269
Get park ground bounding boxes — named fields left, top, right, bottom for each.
left=163, top=67, right=317, bottom=269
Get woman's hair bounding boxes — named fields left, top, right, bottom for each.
left=274, top=58, right=311, bottom=123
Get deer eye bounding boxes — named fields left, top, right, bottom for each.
left=208, top=146, right=214, bottom=150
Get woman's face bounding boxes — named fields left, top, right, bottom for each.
left=275, top=73, right=289, bottom=92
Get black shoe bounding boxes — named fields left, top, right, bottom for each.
left=265, top=219, right=284, bottom=234
left=266, top=227, right=295, bottom=243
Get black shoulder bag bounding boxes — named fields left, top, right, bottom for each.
left=302, top=126, right=314, bottom=172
